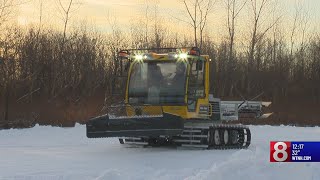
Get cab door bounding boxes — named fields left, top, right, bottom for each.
left=111, top=51, right=131, bottom=101
left=187, top=58, right=206, bottom=112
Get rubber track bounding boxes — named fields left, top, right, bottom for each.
left=172, top=124, right=251, bottom=150
left=117, top=124, right=251, bottom=150
left=208, top=124, right=251, bottom=150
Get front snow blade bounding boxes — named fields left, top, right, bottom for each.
left=86, top=112, right=184, bottom=138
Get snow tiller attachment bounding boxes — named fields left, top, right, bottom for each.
left=86, top=105, right=184, bottom=138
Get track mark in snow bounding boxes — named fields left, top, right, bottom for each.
left=94, top=169, right=123, bottom=180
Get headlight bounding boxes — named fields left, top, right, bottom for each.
left=179, top=53, right=188, bottom=59
left=135, top=54, right=143, bottom=60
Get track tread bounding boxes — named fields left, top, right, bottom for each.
left=117, top=124, right=251, bottom=150
left=175, top=124, right=251, bottom=150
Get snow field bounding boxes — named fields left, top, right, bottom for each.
left=0, top=124, right=319, bottom=180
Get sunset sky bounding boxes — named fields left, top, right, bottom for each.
left=16, top=0, right=320, bottom=37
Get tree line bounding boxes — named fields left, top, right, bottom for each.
left=0, top=0, right=320, bottom=127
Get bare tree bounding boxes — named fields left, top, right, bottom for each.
left=247, top=0, right=281, bottom=71
left=296, top=8, right=310, bottom=80
left=223, top=0, right=247, bottom=96
left=150, top=0, right=166, bottom=48
left=298, top=9, right=310, bottom=49
left=37, top=0, right=43, bottom=35
left=51, top=0, right=81, bottom=96
left=224, top=0, right=247, bottom=60
left=57, top=0, right=80, bottom=44
left=289, top=3, right=301, bottom=57
left=129, top=0, right=163, bottom=49
left=143, top=0, right=150, bottom=47
left=0, top=0, right=23, bottom=122
left=0, top=27, right=22, bottom=122
left=181, top=0, right=214, bottom=49
left=0, top=0, right=22, bottom=28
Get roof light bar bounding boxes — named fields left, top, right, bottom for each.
left=118, top=47, right=201, bottom=61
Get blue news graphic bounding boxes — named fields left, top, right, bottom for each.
left=291, top=142, right=320, bottom=162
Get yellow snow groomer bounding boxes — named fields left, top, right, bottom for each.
left=86, top=47, right=271, bottom=149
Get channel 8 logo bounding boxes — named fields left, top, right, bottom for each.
left=270, top=141, right=291, bottom=162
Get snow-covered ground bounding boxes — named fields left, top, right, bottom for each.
left=0, top=124, right=319, bottom=180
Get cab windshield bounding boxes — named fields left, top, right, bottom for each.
left=128, top=61, right=187, bottom=105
